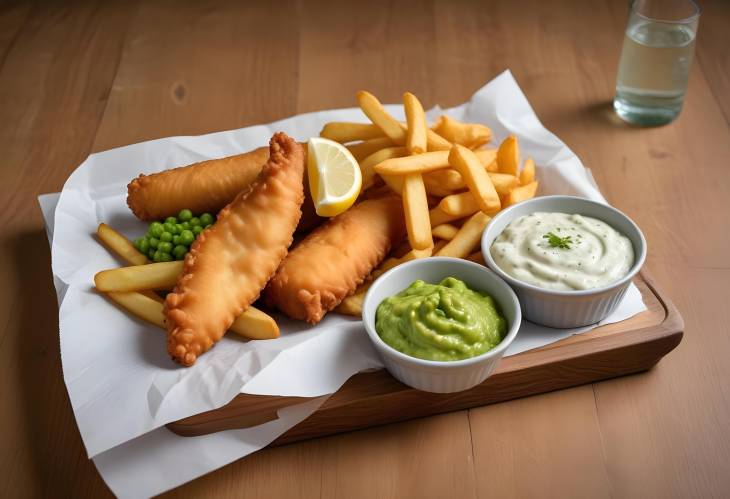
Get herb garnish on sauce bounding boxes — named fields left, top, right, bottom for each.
left=543, top=231, right=572, bottom=249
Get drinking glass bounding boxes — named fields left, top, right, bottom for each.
left=613, top=0, right=701, bottom=125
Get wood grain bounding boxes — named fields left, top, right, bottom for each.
left=0, top=0, right=728, bottom=497
left=0, top=2, right=135, bottom=497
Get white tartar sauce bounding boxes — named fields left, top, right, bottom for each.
left=490, top=212, right=634, bottom=291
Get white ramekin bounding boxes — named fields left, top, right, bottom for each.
left=481, top=195, right=647, bottom=328
left=362, top=257, right=521, bottom=393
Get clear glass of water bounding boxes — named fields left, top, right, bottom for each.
left=613, top=0, right=701, bottom=125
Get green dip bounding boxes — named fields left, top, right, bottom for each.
left=375, top=277, right=507, bottom=362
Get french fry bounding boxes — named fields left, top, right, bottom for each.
left=335, top=283, right=371, bottom=316
left=520, top=157, right=536, bottom=185
left=489, top=172, right=520, bottom=196
left=422, top=151, right=498, bottom=191
left=436, top=212, right=491, bottom=258
left=402, top=173, right=433, bottom=250
left=424, top=168, right=465, bottom=190
left=106, top=291, right=167, bottom=328
left=97, top=223, right=148, bottom=266
left=94, top=261, right=183, bottom=292
left=360, top=146, right=408, bottom=190
left=106, top=291, right=279, bottom=340
left=473, top=148, right=497, bottom=171
left=505, top=181, right=539, bottom=207
left=426, top=128, right=453, bottom=151
left=448, top=145, right=501, bottom=213
left=423, top=175, right=458, bottom=197
left=381, top=173, right=405, bottom=195
left=438, top=191, right=480, bottom=216
left=357, top=91, right=406, bottom=145
left=320, top=122, right=384, bottom=143
left=433, top=115, right=492, bottom=148
left=466, top=251, right=486, bottom=265
left=347, top=137, right=394, bottom=161
left=429, top=206, right=468, bottom=227
left=374, top=151, right=450, bottom=176
left=432, top=223, right=459, bottom=240
left=497, top=135, right=520, bottom=175
left=230, top=306, right=280, bottom=340
left=427, top=171, right=515, bottom=199
left=378, top=247, right=432, bottom=275
left=403, top=92, right=427, bottom=154
left=396, top=122, right=451, bottom=151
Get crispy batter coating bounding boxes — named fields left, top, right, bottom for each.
left=264, top=195, right=405, bottom=324
left=164, top=133, right=305, bottom=366
left=127, top=145, right=323, bottom=232
left=127, top=147, right=269, bottom=221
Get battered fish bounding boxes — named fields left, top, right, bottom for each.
left=164, top=133, right=305, bottom=366
left=264, top=195, right=405, bottom=324
left=127, top=145, right=322, bottom=232
left=127, top=147, right=269, bottom=221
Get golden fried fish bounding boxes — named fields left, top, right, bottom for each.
left=164, top=133, right=305, bottom=366
left=264, top=195, right=405, bottom=324
left=127, top=146, right=269, bottom=221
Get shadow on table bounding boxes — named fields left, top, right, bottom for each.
left=11, top=230, right=111, bottom=497
left=581, top=100, right=665, bottom=129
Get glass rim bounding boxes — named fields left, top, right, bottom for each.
left=631, top=0, right=702, bottom=24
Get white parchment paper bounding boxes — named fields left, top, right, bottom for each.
left=43, top=71, right=646, bottom=497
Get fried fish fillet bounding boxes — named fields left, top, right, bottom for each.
left=127, top=146, right=269, bottom=221
left=164, top=133, right=305, bottom=366
left=127, top=145, right=322, bottom=232
left=264, top=195, right=405, bottom=324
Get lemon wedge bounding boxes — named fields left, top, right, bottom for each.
left=307, top=137, right=362, bottom=217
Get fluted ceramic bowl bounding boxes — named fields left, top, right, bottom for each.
left=362, top=257, right=521, bottom=393
left=481, top=195, right=647, bottom=328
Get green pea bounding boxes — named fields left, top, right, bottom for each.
left=133, top=238, right=142, bottom=250
left=192, top=225, right=203, bottom=236
left=149, top=222, right=164, bottom=238
left=181, top=221, right=191, bottom=231
left=204, top=223, right=213, bottom=229
left=139, top=238, right=150, bottom=253
left=172, top=235, right=181, bottom=246
left=165, top=216, right=177, bottom=225
left=200, top=213, right=214, bottom=226
left=173, top=245, right=187, bottom=260
left=158, top=252, right=173, bottom=262
left=158, top=241, right=173, bottom=253
left=148, top=248, right=156, bottom=259
left=160, top=231, right=173, bottom=242
left=189, top=217, right=201, bottom=227
left=178, top=209, right=193, bottom=222
left=180, top=230, right=194, bottom=246
left=152, top=250, right=162, bottom=262
left=149, top=237, right=160, bottom=249
left=175, top=224, right=184, bottom=235
left=163, top=222, right=177, bottom=235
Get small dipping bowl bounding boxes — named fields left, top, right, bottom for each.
left=362, top=257, right=521, bottom=393
left=481, top=195, right=647, bottom=328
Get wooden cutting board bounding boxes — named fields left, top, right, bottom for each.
left=167, top=271, right=682, bottom=445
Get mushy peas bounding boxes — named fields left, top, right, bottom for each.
left=375, top=277, right=507, bottom=362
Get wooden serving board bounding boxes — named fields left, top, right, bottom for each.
left=167, top=271, right=682, bottom=444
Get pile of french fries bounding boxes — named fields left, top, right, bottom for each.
left=326, top=91, right=539, bottom=316
left=94, top=223, right=280, bottom=340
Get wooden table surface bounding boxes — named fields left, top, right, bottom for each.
left=2, top=0, right=729, bottom=497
